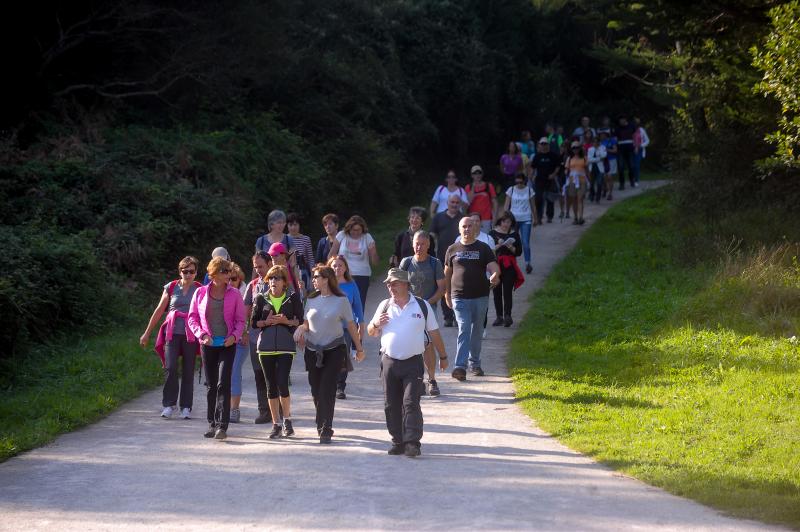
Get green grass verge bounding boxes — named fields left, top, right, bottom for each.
left=0, top=318, right=163, bottom=462
left=509, top=189, right=800, bottom=528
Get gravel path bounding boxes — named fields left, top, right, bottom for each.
left=0, top=181, right=782, bottom=531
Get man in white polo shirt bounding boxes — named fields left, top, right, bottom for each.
left=368, top=268, right=448, bottom=457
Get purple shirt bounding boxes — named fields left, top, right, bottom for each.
left=500, top=154, right=523, bottom=176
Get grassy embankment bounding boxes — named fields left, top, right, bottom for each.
left=510, top=189, right=800, bottom=528
left=0, top=198, right=421, bottom=463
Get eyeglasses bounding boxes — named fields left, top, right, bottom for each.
left=220, top=268, right=231, bottom=274
left=180, top=269, right=196, bottom=275
left=267, top=275, right=284, bottom=281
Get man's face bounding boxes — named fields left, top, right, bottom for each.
left=471, top=170, right=483, bottom=182
left=413, top=235, right=429, bottom=256
left=459, top=218, right=473, bottom=239
left=581, top=116, right=590, bottom=128
left=324, top=220, right=338, bottom=236
left=387, top=280, right=409, bottom=299
left=447, top=195, right=460, bottom=213
left=538, top=142, right=549, bottom=153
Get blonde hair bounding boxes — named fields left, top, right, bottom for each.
left=207, top=256, right=231, bottom=277
left=266, top=265, right=289, bottom=284
left=229, top=262, right=246, bottom=287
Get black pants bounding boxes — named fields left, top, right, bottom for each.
left=201, top=344, right=235, bottom=430
left=352, top=275, right=370, bottom=310
left=618, top=144, right=635, bottom=188
left=440, top=298, right=455, bottom=322
left=248, top=336, right=269, bottom=413
left=259, top=353, right=293, bottom=399
left=381, top=354, right=425, bottom=445
left=304, top=344, right=346, bottom=437
left=492, top=264, right=516, bottom=318
left=163, top=335, right=196, bottom=409
left=534, top=180, right=554, bottom=222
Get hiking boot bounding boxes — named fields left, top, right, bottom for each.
left=470, top=367, right=485, bottom=377
left=492, top=316, right=504, bottom=327
left=254, top=410, right=272, bottom=424
left=319, top=433, right=332, bottom=444
left=404, top=443, right=421, bottom=458
left=388, top=443, right=404, bottom=455
left=451, top=367, right=467, bottom=381
left=180, top=408, right=191, bottom=419
left=428, top=379, right=441, bottom=397
left=269, top=424, right=282, bottom=439
left=160, top=406, right=174, bottom=418
left=525, top=263, right=533, bottom=274
left=214, top=428, right=227, bottom=440
left=283, top=419, right=294, bottom=437
left=203, top=424, right=216, bottom=438
left=230, top=408, right=241, bottom=423
left=504, top=315, right=513, bottom=327
left=336, top=388, right=347, bottom=400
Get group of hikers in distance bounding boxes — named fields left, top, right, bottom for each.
left=138, top=114, right=649, bottom=457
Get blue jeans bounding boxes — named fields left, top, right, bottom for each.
left=518, top=220, right=532, bottom=264
left=633, top=149, right=642, bottom=184
left=452, top=297, right=489, bottom=370
left=231, top=342, right=248, bottom=396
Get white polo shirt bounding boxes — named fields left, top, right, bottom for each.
left=371, top=296, right=438, bottom=360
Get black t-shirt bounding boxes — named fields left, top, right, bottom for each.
left=444, top=240, right=495, bottom=299
left=532, top=152, right=560, bottom=184
left=430, top=211, right=461, bottom=262
left=489, top=229, right=522, bottom=259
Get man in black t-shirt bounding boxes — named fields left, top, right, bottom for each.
left=531, top=138, right=560, bottom=223
left=444, top=217, right=499, bottom=381
left=430, top=194, right=462, bottom=326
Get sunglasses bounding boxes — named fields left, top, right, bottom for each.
left=471, top=171, right=483, bottom=175
left=220, top=268, right=231, bottom=274
left=180, top=269, right=196, bottom=275
left=267, top=275, right=284, bottom=281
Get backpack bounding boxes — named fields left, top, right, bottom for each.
left=399, top=255, right=439, bottom=300
left=166, top=280, right=202, bottom=299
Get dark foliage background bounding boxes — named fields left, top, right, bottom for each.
left=2, top=0, right=796, bottom=356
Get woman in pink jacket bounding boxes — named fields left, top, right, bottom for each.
left=188, top=256, right=246, bottom=440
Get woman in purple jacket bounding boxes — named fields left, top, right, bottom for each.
left=188, top=256, right=246, bottom=440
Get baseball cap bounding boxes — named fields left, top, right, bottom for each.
left=267, top=242, right=288, bottom=256
left=470, top=165, right=483, bottom=174
left=538, top=137, right=549, bottom=144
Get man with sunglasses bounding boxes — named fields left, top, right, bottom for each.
left=465, top=165, right=497, bottom=234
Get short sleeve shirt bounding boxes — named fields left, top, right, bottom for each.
left=164, top=282, right=198, bottom=335
left=431, top=186, right=468, bottom=213
left=444, top=240, right=496, bottom=299
left=371, top=297, right=438, bottom=359
left=335, top=231, right=375, bottom=277
left=430, top=211, right=461, bottom=262
left=505, top=186, right=535, bottom=222
left=465, top=182, right=496, bottom=221
left=399, top=256, right=444, bottom=301
left=304, top=295, right=354, bottom=348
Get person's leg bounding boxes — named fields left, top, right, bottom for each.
left=249, top=337, right=270, bottom=421
left=318, top=345, right=346, bottom=438
left=468, top=297, right=489, bottom=370
left=518, top=220, right=532, bottom=265
left=381, top=355, right=404, bottom=445
left=215, top=345, right=235, bottom=431
left=451, top=298, right=473, bottom=370
left=633, top=150, right=641, bottom=185
left=546, top=195, right=555, bottom=221
left=260, top=354, right=282, bottom=424
left=304, top=348, right=323, bottom=432
left=276, top=353, right=293, bottom=419
left=400, top=355, right=425, bottom=447
left=492, top=283, right=503, bottom=323
left=178, top=337, right=195, bottom=410
left=533, top=183, right=545, bottom=224
left=337, top=329, right=352, bottom=394
left=230, top=342, right=247, bottom=412
left=353, top=276, right=369, bottom=310
left=440, top=298, right=455, bottom=325
left=163, top=340, right=180, bottom=408
left=201, top=345, right=220, bottom=427
left=502, top=268, right=514, bottom=318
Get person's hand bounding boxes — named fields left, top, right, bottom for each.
left=223, top=335, right=236, bottom=347
left=445, top=293, right=452, bottom=309
left=293, top=327, right=306, bottom=346
left=139, top=333, right=149, bottom=348
left=200, top=334, right=212, bottom=346
left=489, top=272, right=500, bottom=288
left=238, top=334, right=249, bottom=346
left=355, top=349, right=365, bottom=362
left=374, top=312, right=390, bottom=328
left=439, top=356, right=449, bottom=371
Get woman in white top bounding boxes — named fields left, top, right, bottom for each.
left=430, top=170, right=468, bottom=217
left=328, top=214, right=379, bottom=310
left=503, top=173, right=537, bottom=274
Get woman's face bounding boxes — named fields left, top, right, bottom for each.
left=508, top=142, right=517, bottom=154
left=348, top=224, right=364, bottom=238
left=287, top=221, right=300, bottom=235
left=179, top=264, right=197, bottom=281
left=268, top=273, right=286, bottom=294
left=409, top=213, right=423, bottom=231
left=500, top=218, right=512, bottom=231
left=312, top=271, right=329, bottom=290
left=331, top=258, right=347, bottom=279
left=272, top=253, right=287, bottom=266
left=270, top=219, right=286, bottom=234
left=229, top=271, right=242, bottom=288
left=515, top=177, right=525, bottom=188
left=212, top=266, right=231, bottom=285
left=253, top=257, right=270, bottom=279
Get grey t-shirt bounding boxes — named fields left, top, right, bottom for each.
left=206, top=295, right=228, bottom=337
left=304, top=295, right=353, bottom=349
left=399, top=256, right=444, bottom=301
left=164, top=282, right=198, bottom=335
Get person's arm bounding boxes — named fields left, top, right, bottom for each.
left=351, top=284, right=364, bottom=325
left=429, top=198, right=439, bottom=219
left=346, top=320, right=365, bottom=361
left=443, top=264, right=453, bottom=309
left=428, top=329, right=449, bottom=371
left=251, top=294, right=264, bottom=329
left=139, top=290, right=170, bottom=347
left=530, top=192, right=538, bottom=225
left=503, top=193, right=511, bottom=214
left=367, top=302, right=389, bottom=337
left=225, top=294, right=246, bottom=347
left=367, top=235, right=379, bottom=266
left=187, top=289, right=211, bottom=345
left=466, top=184, right=475, bottom=203
left=487, top=261, right=501, bottom=287
left=430, top=277, right=445, bottom=306
left=240, top=302, right=252, bottom=345
left=328, top=236, right=342, bottom=260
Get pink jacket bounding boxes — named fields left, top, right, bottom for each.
left=154, top=310, right=199, bottom=366
left=187, top=284, right=247, bottom=342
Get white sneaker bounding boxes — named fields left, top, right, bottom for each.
left=180, top=408, right=191, bottom=419
left=160, top=406, right=174, bottom=418
left=482, top=330, right=487, bottom=339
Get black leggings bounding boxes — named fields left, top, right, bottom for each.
left=492, top=264, right=516, bottom=318
left=304, top=344, right=346, bottom=436
left=201, top=344, right=235, bottom=430
left=259, top=353, right=293, bottom=399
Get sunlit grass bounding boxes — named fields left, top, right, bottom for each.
left=510, top=190, right=800, bottom=527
